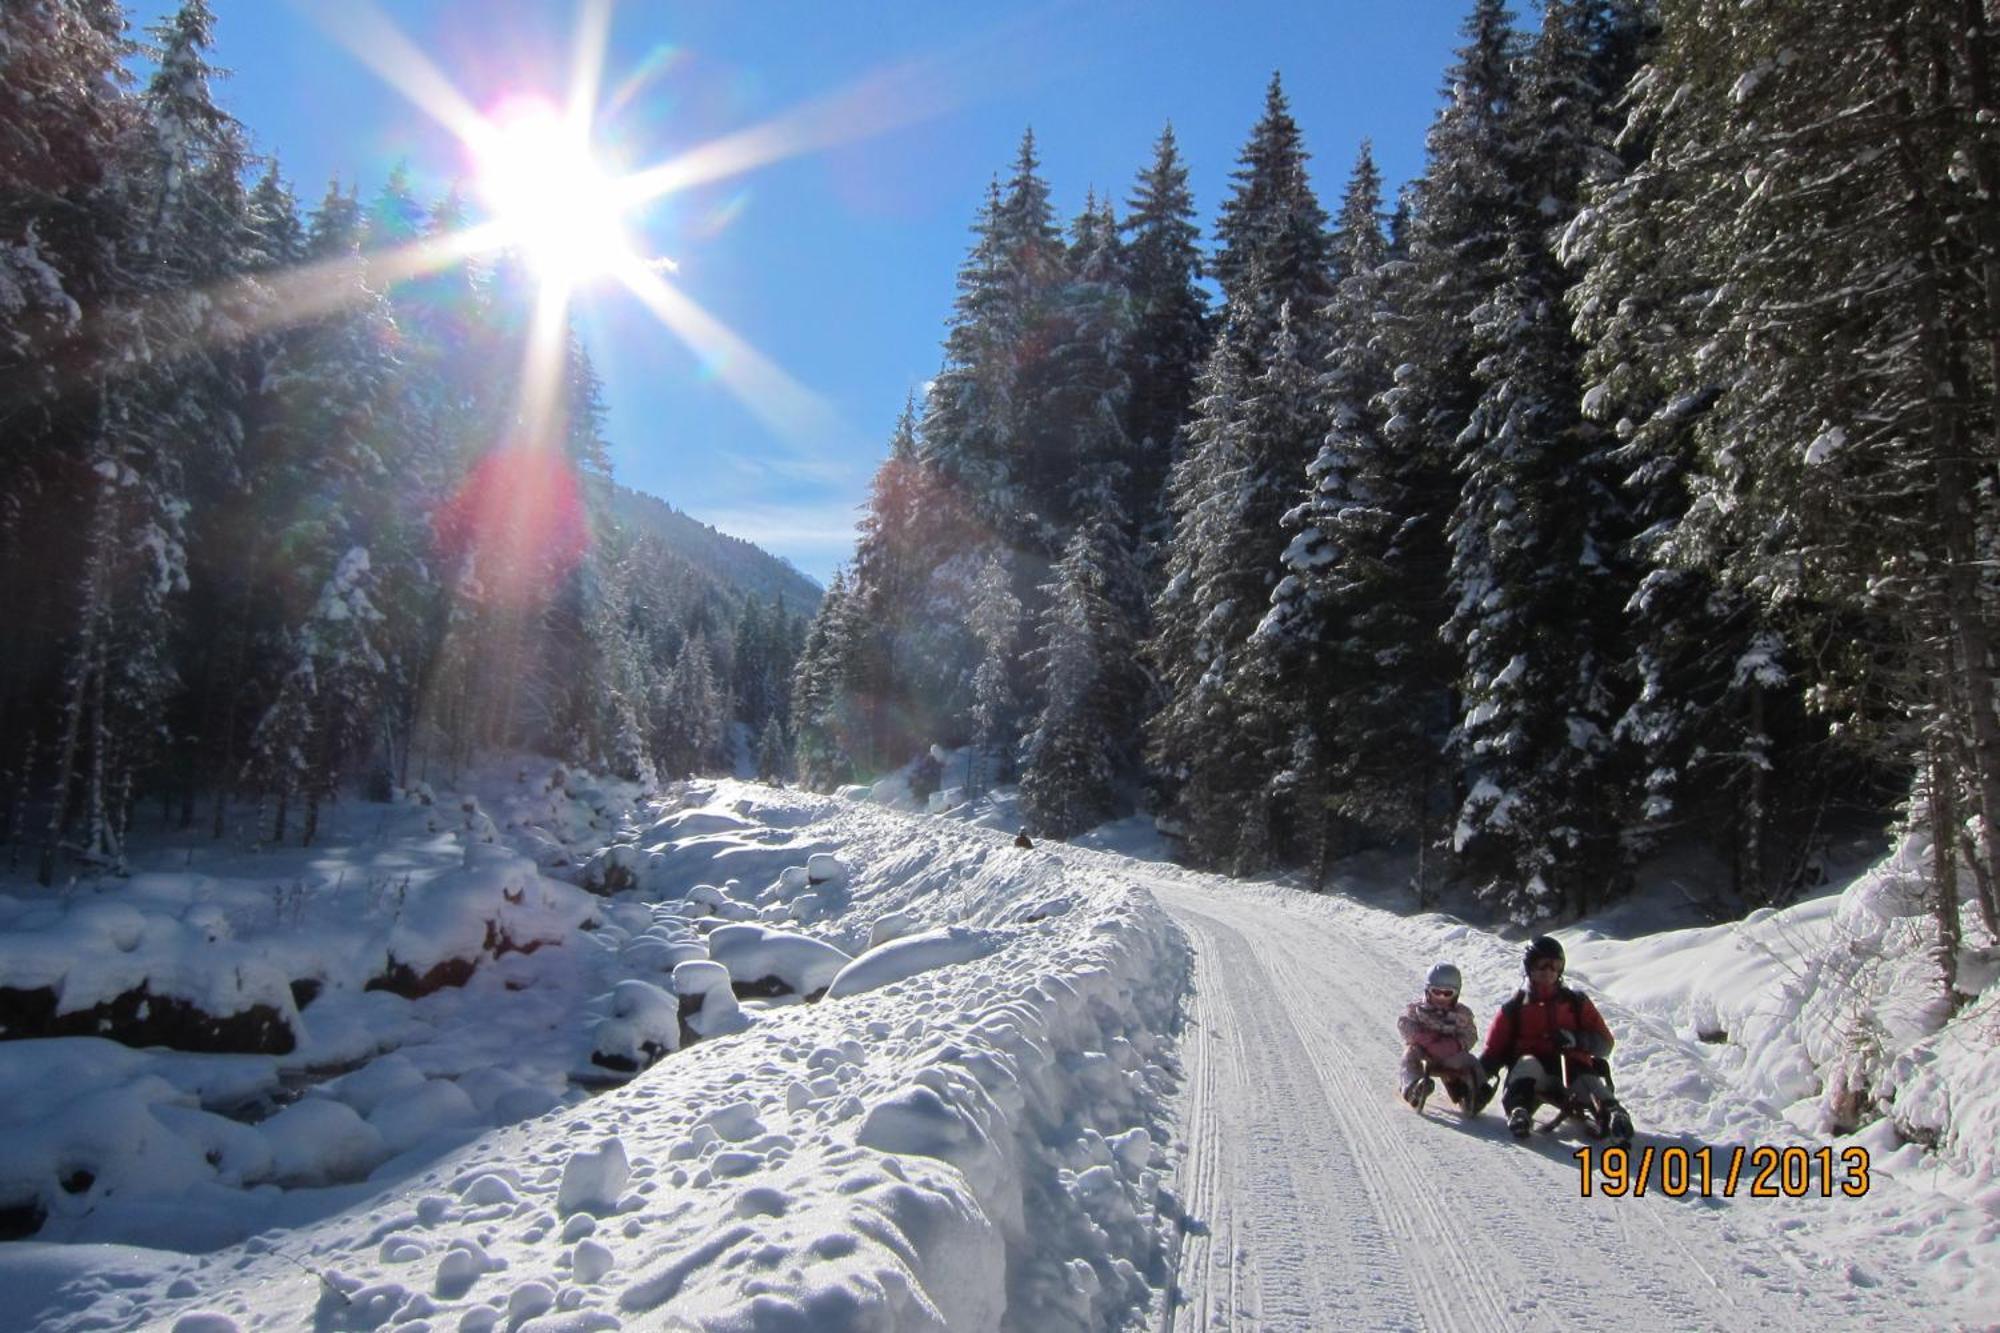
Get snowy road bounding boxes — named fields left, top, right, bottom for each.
left=1115, top=863, right=1923, bottom=1333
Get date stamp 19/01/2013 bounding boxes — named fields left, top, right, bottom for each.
left=1575, top=1144, right=1870, bottom=1198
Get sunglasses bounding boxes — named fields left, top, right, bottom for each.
left=1529, top=961, right=1562, bottom=973
left=1426, top=987, right=1458, bottom=999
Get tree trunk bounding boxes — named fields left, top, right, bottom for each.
left=209, top=614, right=249, bottom=840
left=7, top=730, right=34, bottom=868
left=1876, top=7, right=2000, bottom=936
left=1953, top=0, right=2000, bottom=446
left=111, top=761, right=131, bottom=873
left=85, top=634, right=111, bottom=864
left=1927, top=739, right=1962, bottom=1006
left=1409, top=778, right=1429, bottom=910
left=42, top=464, right=116, bottom=885
left=1744, top=682, right=1768, bottom=905
left=1934, top=443, right=2000, bottom=931
left=40, top=651, right=84, bottom=887
left=302, top=703, right=330, bottom=848
left=1881, top=23, right=2000, bottom=933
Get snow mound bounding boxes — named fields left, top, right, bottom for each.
left=705, top=923, right=851, bottom=998
left=556, top=1137, right=630, bottom=1217
left=826, top=926, right=1002, bottom=999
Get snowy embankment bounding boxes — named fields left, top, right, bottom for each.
left=0, top=776, right=1187, bottom=1331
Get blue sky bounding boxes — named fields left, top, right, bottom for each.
left=134, top=1, right=1478, bottom=585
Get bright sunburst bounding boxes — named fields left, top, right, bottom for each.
left=292, top=0, right=979, bottom=444
left=472, top=98, right=636, bottom=288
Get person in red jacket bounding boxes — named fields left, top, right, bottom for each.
left=1479, top=936, right=1633, bottom=1143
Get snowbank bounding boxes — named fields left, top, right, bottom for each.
left=0, top=774, right=1190, bottom=1332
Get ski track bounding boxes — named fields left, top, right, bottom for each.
left=1049, top=854, right=1928, bottom=1333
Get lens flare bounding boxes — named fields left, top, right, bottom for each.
left=276, top=0, right=1016, bottom=451
left=473, top=98, right=635, bottom=286
left=432, top=444, right=590, bottom=607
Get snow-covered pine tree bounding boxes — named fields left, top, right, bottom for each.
left=564, top=534, right=654, bottom=784
left=849, top=399, right=976, bottom=761
left=1120, top=124, right=1211, bottom=543
left=1148, top=302, right=1318, bottom=870
left=1371, top=8, right=1527, bottom=838
left=755, top=715, right=788, bottom=785
left=965, top=553, right=1023, bottom=799
left=129, top=0, right=258, bottom=808
left=1020, top=513, right=1146, bottom=838
left=247, top=160, right=305, bottom=269
left=1596, top=0, right=2000, bottom=932
left=523, top=329, right=618, bottom=762
left=0, top=0, right=128, bottom=398
left=1212, top=75, right=1335, bottom=361
left=1564, top=3, right=1837, bottom=904
left=367, top=185, right=484, bottom=785
left=39, top=0, right=262, bottom=876
left=1442, top=0, right=1638, bottom=921
left=652, top=632, right=726, bottom=780
left=211, top=170, right=404, bottom=832
left=730, top=597, right=778, bottom=738
left=1048, top=191, right=1137, bottom=534
left=791, top=572, right=860, bottom=791
left=1223, top=305, right=1329, bottom=869
left=1, top=0, right=136, bottom=866
left=1147, top=315, right=1248, bottom=865
left=295, top=549, right=388, bottom=844
left=241, top=646, right=314, bottom=846
left=1252, top=142, right=1443, bottom=884
left=226, top=167, right=382, bottom=839
left=920, top=132, right=1068, bottom=557
left=1146, top=79, right=1336, bottom=872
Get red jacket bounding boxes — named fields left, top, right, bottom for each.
left=1479, top=983, right=1614, bottom=1081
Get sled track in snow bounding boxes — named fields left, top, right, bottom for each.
left=1045, top=852, right=1924, bottom=1333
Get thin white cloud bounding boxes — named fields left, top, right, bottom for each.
left=716, top=452, right=861, bottom=487
left=687, top=499, right=865, bottom=581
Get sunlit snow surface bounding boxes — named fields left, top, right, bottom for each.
left=0, top=766, right=1995, bottom=1329
left=0, top=772, right=1185, bottom=1330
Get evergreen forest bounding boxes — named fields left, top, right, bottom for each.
left=1, top=1, right=812, bottom=882
left=789, top=0, right=2000, bottom=948
left=7, top=0, right=2000, bottom=946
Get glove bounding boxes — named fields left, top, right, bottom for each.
left=1555, top=1029, right=1579, bottom=1051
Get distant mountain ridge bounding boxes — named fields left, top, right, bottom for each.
left=607, top=484, right=822, bottom=614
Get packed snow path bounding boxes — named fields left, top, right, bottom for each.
left=1115, top=862, right=1924, bottom=1333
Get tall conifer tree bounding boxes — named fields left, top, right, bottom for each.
left=1121, top=124, right=1210, bottom=539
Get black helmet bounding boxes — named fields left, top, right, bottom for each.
left=1524, top=935, right=1565, bottom=973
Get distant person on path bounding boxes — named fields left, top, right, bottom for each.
left=1014, top=829, right=1034, bottom=849
left=1479, top=935, right=1632, bottom=1143
left=1396, top=962, right=1487, bottom=1113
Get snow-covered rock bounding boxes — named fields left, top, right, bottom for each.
left=589, top=979, right=681, bottom=1073
left=704, top=923, right=851, bottom=999
left=673, top=960, right=749, bottom=1039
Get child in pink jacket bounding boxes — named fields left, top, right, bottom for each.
left=1397, top=962, right=1486, bottom=1112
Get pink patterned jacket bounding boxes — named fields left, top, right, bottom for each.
left=1397, top=998, right=1478, bottom=1064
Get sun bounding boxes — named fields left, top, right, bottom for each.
left=302, top=0, right=911, bottom=441
left=473, top=98, right=637, bottom=287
